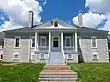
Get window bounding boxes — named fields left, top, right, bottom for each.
left=31, top=37, right=35, bottom=47
left=91, top=37, right=97, bottom=48
left=14, top=37, right=20, bottom=48
left=65, top=36, right=71, bottom=47
left=14, top=55, right=19, bottom=59
left=40, top=53, right=45, bottom=59
left=92, top=53, right=99, bottom=61
left=13, top=52, right=20, bottom=62
left=54, top=21, right=58, bottom=27
left=67, top=54, right=73, bottom=59
left=40, top=36, right=46, bottom=47
left=0, top=54, right=3, bottom=59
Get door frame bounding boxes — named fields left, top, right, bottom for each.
left=52, top=36, right=60, bottom=50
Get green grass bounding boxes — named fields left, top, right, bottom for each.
left=0, top=61, right=45, bottom=82
left=68, top=63, right=110, bottom=82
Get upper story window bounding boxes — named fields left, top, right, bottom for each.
left=65, top=36, right=71, bottom=47
left=14, top=37, right=20, bottom=48
left=91, top=36, right=97, bottom=48
left=40, top=36, right=46, bottom=47
left=54, top=21, right=58, bottom=27
left=31, top=37, right=35, bottom=47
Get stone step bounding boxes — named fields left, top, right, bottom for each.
left=44, top=66, right=70, bottom=70
left=42, top=70, right=73, bottom=72
left=39, top=74, right=78, bottom=78
left=39, top=78, right=78, bottom=81
left=40, top=72, right=77, bottom=75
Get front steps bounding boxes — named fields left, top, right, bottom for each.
left=49, top=52, right=64, bottom=64
left=39, top=64, right=78, bottom=82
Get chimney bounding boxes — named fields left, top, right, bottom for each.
left=28, top=11, right=34, bottom=28
left=78, top=10, right=83, bottom=27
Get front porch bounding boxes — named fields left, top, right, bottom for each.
left=31, top=30, right=78, bottom=63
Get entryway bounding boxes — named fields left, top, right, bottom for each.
left=52, top=33, right=61, bottom=52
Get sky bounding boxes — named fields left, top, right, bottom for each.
left=0, top=0, right=110, bottom=31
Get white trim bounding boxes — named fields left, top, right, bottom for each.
left=91, top=36, right=97, bottom=48
left=52, top=36, right=59, bottom=49
left=40, top=36, right=47, bottom=48
left=75, top=32, right=78, bottom=52
left=14, top=36, right=20, bottom=48
left=39, top=53, right=45, bottom=59
left=13, top=52, right=20, bottom=60
left=92, top=52, right=99, bottom=60
left=65, top=36, right=71, bottom=48
left=61, top=32, right=64, bottom=52
left=35, top=32, right=38, bottom=51
left=66, top=54, right=73, bottom=59
left=49, top=32, right=51, bottom=52
left=31, top=36, right=35, bottom=48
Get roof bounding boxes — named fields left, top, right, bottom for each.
left=1, top=18, right=108, bottom=34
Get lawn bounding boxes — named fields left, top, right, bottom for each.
left=0, top=60, right=45, bottom=82
left=1, top=60, right=110, bottom=82
left=69, top=63, right=110, bottom=82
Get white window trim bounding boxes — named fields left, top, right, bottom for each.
left=14, top=36, right=20, bottom=48
left=91, top=36, right=97, bottom=48
left=31, top=36, right=35, bottom=48
left=39, top=53, right=45, bottom=59
left=40, top=36, right=47, bottom=48
left=66, top=54, right=73, bottom=59
left=65, top=36, right=71, bottom=48
left=92, top=52, right=99, bottom=60
left=13, top=52, right=20, bottom=60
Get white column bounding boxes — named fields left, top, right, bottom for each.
left=75, top=32, right=78, bottom=52
left=35, top=32, right=38, bottom=51
left=61, top=32, right=63, bottom=52
left=49, top=32, right=51, bottom=52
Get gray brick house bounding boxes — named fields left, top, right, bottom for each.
left=0, top=12, right=109, bottom=63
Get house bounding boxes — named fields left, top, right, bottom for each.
left=0, top=12, right=109, bottom=63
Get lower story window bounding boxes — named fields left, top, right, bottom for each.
left=92, top=54, right=99, bottom=61
left=65, top=36, right=71, bottom=47
left=40, top=53, right=45, bottom=59
left=0, top=54, right=3, bottom=59
left=67, top=54, right=73, bottom=59
left=13, top=52, right=20, bottom=62
left=40, top=36, right=46, bottom=47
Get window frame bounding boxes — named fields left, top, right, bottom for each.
left=39, top=53, right=45, bottom=59
left=65, top=36, right=71, bottom=48
left=31, top=36, right=35, bottom=48
left=92, top=52, right=99, bottom=61
left=67, top=54, right=73, bottom=59
left=54, top=21, right=58, bottom=27
left=13, top=52, right=20, bottom=60
left=14, top=36, right=20, bottom=48
left=40, top=36, right=46, bottom=48
left=91, top=36, right=97, bottom=48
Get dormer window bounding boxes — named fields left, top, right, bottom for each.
left=54, top=21, right=58, bottom=27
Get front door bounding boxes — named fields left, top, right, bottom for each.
left=53, top=37, right=59, bottom=47
left=52, top=36, right=60, bottom=51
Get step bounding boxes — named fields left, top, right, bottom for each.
left=39, top=74, right=78, bottom=78
left=42, top=70, right=73, bottom=72
left=44, top=66, right=70, bottom=70
left=40, top=72, right=77, bottom=75
left=39, top=78, right=78, bottom=81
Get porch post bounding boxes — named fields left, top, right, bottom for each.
left=49, top=32, right=51, bottom=52
left=75, top=32, right=78, bottom=52
left=61, top=32, right=64, bottom=52
left=35, top=32, right=38, bottom=51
